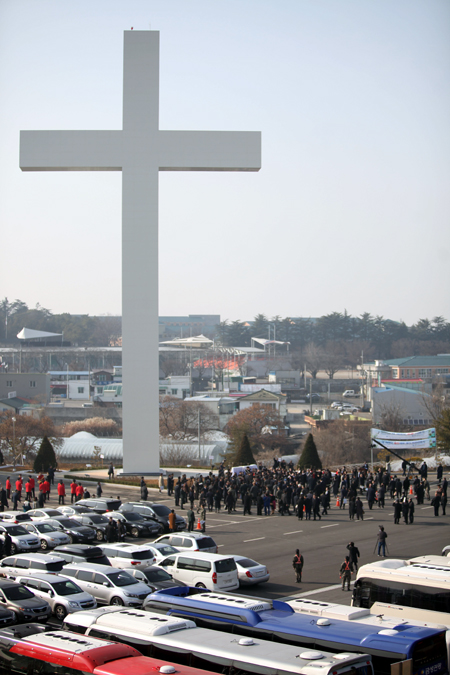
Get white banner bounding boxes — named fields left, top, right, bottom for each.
left=371, top=427, right=436, bottom=449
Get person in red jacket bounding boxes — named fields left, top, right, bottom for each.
left=29, top=476, right=35, bottom=499
left=70, top=480, right=77, bottom=504
left=75, top=483, right=84, bottom=501
left=15, top=476, right=22, bottom=501
left=57, top=480, right=66, bottom=505
left=42, top=479, right=50, bottom=502
left=5, top=478, right=11, bottom=500
left=25, top=480, right=32, bottom=502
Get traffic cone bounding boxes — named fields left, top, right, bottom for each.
left=409, top=485, right=413, bottom=495
left=336, top=497, right=340, bottom=507
left=197, top=518, right=202, bottom=530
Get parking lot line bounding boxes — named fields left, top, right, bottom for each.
left=284, top=530, right=303, bottom=535
left=365, top=517, right=374, bottom=520
left=282, top=583, right=342, bottom=600
left=422, top=506, right=433, bottom=510
left=321, top=524, right=338, bottom=528
left=243, top=537, right=266, bottom=542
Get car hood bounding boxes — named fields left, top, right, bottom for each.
left=70, top=526, right=95, bottom=535
left=13, top=534, right=40, bottom=543
left=154, top=580, right=187, bottom=589
left=9, top=597, right=49, bottom=610
left=66, top=591, right=95, bottom=604
left=118, top=581, right=151, bottom=595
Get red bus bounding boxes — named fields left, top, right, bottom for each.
left=0, top=626, right=215, bottom=675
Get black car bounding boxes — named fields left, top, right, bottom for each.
left=46, top=517, right=96, bottom=544
left=70, top=513, right=110, bottom=541
left=0, top=579, right=51, bottom=623
left=53, top=544, right=111, bottom=566
left=0, top=609, right=16, bottom=628
left=75, top=498, right=122, bottom=514
left=305, top=393, right=321, bottom=402
left=107, top=511, right=159, bottom=538
left=132, top=565, right=187, bottom=593
left=137, top=502, right=186, bottom=532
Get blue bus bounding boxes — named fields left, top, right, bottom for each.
left=143, top=587, right=448, bottom=675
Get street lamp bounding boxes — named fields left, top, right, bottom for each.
left=11, top=416, right=16, bottom=471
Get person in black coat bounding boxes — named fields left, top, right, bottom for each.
left=408, top=498, right=415, bottom=523
left=3, top=532, right=12, bottom=557
left=394, top=500, right=402, bottom=524
left=0, top=487, right=8, bottom=513
left=346, top=542, right=360, bottom=571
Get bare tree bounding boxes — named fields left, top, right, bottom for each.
left=304, top=343, right=323, bottom=379
left=378, top=402, right=409, bottom=432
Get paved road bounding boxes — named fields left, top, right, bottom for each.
left=1, top=469, right=447, bottom=608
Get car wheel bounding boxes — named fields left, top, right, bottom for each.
left=96, top=530, right=104, bottom=541
left=195, top=583, right=206, bottom=588
left=40, top=539, right=48, bottom=551
left=131, top=527, right=139, bottom=538
left=55, top=605, right=67, bottom=621
left=110, top=596, right=124, bottom=606
left=10, top=544, right=17, bottom=554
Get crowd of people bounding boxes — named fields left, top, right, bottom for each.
left=162, top=458, right=447, bottom=526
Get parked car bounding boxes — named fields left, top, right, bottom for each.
left=118, top=503, right=165, bottom=532
left=70, top=513, right=110, bottom=541
left=157, top=552, right=239, bottom=591
left=133, top=502, right=186, bottom=532
left=22, top=522, right=70, bottom=551
left=130, top=565, right=187, bottom=591
left=56, top=505, right=93, bottom=517
left=305, top=393, right=321, bottom=402
left=330, top=401, right=342, bottom=409
left=1, top=553, right=66, bottom=578
left=153, top=532, right=218, bottom=554
left=343, top=390, right=358, bottom=398
left=0, top=608, right=16, bottom=627
left=0, top=512, right=32, bottom=524
left=74, top=498, right=122, bottom=514
left=143, top=542, right=180, bottom=563
left=441, top=545, right=450, bottom=556
left=99, top=544, right=157, bottom=569
left=229, top=555, right=270, bottom=585
left=107, top=511, right=160, bottom=539
left=45, top=516, right=97, bottom=544
left=59, top=563, right=151, bottom=607
left=0, top=578, right=51, bottom=623
left=27, top=508, right=65, bottom=521
left=15, top=573, right=97, bottom=621
left=53, top=544, right=111, bottom=567
left=0, top=523, right=40, bottom=555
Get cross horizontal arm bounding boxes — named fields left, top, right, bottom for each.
left=20, top=131, right=123, bottom=171
left=158, top=131, right=261, bottom=171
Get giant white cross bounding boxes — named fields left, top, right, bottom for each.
left=20, top=31, right=261, bottom=474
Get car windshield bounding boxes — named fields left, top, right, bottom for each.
left=55, top=519, right=76, bottom=528
left=235, top=558, right=259, bottom=568
left=154, top=545, right=177, bottom=556
left=197, top=537, right=216, bottom=549
left=4, top=526, right=28, bottom=536
left=108, top=571, right=138, bottom=587
left=143, top=568, right=172, bottom=582
left=51, top=580, right=82, bottom=596
left=150, top=505, right=170, bottom=517
left=215, top=559, right=237, bottom=573
left=42, top=510, right=61, bottom=517
left=3, top=585, right=34, bottom=601
left=87, top=515, right=108, bottom=524
left=130, top=550, right=152, bottom=560
left=36, top=524, right=57, bottom=533
left=123, top=513, right=144, bottom=522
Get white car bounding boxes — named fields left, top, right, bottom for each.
left=145, top=542, right=180, bottom=563
left=99, top=543, right=157, bottom=569
left=153, top=532, right=218, bottom=554
left=22, top=522, right=70, bottom=551
left=15, top=573, right=97, bottom=620
left=0, top=523, right=40, bottom=554
left=27, top=508, right=65, bottom=521
left=229, top=555, right=270, bottom=585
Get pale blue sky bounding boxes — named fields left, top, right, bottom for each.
left=1, top=0, right=449, bottom=324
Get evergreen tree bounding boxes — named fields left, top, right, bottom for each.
left=298, top=433, right=322, bottom=470
left=33, top=436, right=57, bottom=473
left=234, top=433, right=255, bottom=465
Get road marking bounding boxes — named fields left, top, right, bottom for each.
left=422, top=506, right=433, bottom=510
left=243, top=537, right=265, bottom=542
left=284, top=530, right=303, bottom=535
left=321, top=524, right=338, bottom=528
left=281, top=583, right=342, bottom=601
left=217, top=544, right=224, bottom=547
left=365, top=517, right=374, bottom=520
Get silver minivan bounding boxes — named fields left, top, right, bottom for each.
left=14, top=573, right=97, bottom=621
left=1, top=553, right=65, bottom=578
left=59, top=563, right=151, bottom=607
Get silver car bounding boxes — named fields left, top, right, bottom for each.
left=0, top=523, right=40, bottom=554
left=229, top=555, right=270, bottom=585
left=14, top=573, right=97, bottom=621
left=22, top=522, right=70, bottom=550
left=27, top=508, right=66, bottom=521
left=59, top=563, right=151, bottom=607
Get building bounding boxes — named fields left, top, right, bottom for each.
left=371, top=385, right=434, bottom=427
left=159, top=315, right=220, bottom=340
left=0, top=373, right=51, bottom=404
left=363, top=355, right=450, bottom=382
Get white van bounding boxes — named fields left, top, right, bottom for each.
left=342, top=390, right=357, bottom=398
left=157, top=552, right=239, bottom=591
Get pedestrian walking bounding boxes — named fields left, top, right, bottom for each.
left=376, top=525, right=388, bottom=557
left=140, top=478, right=148, bottom=502
left=187, top=507, right=195, bottom=532
left=96, top=481, right=102, bottom=498
left=70, top=480, right=77, bottom=503
left=394, top=500, right=401, bottom=524
left=57, top=480, right=65, bottom=505
left=108, top=463, right=114, bottom=480
left=12, top=490, right=20, bottom=511
left=408, top=498, right=415, bottom=523
left=3, top=532, right=12, bottom=557
left=158, top=473, right=165, bottom=494
left=293, top=549, right=304, bottom=583
left=340, top=556, right=354, bottom=591
left=346, top=542, right=360, bottom=571
left=0, top=486, right=8, bottom=513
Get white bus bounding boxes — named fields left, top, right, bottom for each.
left=63, top=606, right=374, bottom=675
left=352, top=558, right=450, bottom=614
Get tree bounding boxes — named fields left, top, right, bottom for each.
left=378, top=403, right=408, bottom=432
left=435, top=408, right=450, bottom=451
left=304, top=343, right=323, bottom=379
left=225, top=404, right=284, bottom=454
left=33, top=436, right=57, bottom=472
left=298, top=433, right=322, bottom=470
left=159, top=397, right=216, bottom=441
left=234, top=434, right=255, bottom=465
left=0, top=412, right=60, bottom=463
left=61, top=417, right=120, bottom=437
